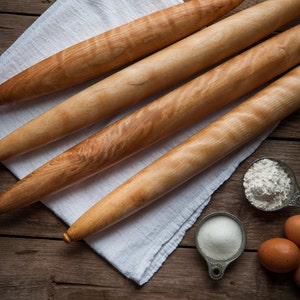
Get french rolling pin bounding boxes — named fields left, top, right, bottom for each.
left=0, top=0, right=243, bottom=104
left=0, top=24, right=300, bottom=214
left=1, top=0, right=300, bottom=160
left=63, top=64, right=300, bottom=242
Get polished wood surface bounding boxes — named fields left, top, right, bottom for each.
left=0, top=1, right=300, bottom=299
left=1, top=0, right=242, bottom=104
left=0, top=0, right=247, bottom=160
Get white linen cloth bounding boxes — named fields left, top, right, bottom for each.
left=0, top=0, right=272, bottom=285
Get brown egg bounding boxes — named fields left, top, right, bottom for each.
left=258, top=238, right=299, bottom=273
left=294, top=256, right=300, bottom=287
left=284, top=215, right=300, bottom=247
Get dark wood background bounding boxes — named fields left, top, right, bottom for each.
left=0, top=1, right=300, bottom=299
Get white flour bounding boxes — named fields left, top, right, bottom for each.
left=243, top=158, right=292, bottom=210
left=196, top=215, right=243, bottom=261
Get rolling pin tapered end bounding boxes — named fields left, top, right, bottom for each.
left=63, top=232, right=72, bottom=244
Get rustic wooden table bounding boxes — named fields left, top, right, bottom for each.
left=0, top=0, right=300, bottom=299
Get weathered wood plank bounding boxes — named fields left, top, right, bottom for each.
left=0, top=201, right=66, bottom=239
left=0, top=237, right=299, bottom=300
left=270, top=110, right=300, bottom=139
left=0, top=0, right=55, bottom=15
left=0, top=14, right=37, bottom=54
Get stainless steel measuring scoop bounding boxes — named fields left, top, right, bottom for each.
left=195, top=212, right=246, bottom=280
left=243, top=157, right=300, bottom=211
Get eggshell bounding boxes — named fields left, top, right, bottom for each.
left=284, top=215, right=300, bottom=247
left=294, top=260, right=300, bottom=287
left=258, top=238, right=299, bottom=273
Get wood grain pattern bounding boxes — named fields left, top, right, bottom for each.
left=0, top=238, right=298, bottom=300
left=0, top=0, right=55, bottom=15
left=1, top=24, right=300, bottom=216
left=0, top=0, right=244, bottom=104
left=0, top=1, right=300, bottom=299
left=1, top=237, right=300, bottom=299
left=1, top=0, right=300, bottom=160
left=64, top=65, right=300, bottom=242
left=0, top=14, right=37, bottom=54
left=1, top=139, right=299, bottom=244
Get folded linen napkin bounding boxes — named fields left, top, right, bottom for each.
left=0, top=0, right=272, bottom=285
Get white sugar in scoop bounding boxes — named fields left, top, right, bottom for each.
left=195, top=212, right=246, bottom=280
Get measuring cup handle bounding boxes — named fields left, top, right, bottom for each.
left=293, top=190, right=300, bottom=207
left=289, top=186, right=300, bottom=208
left=207, top=262, right=228, bottom=280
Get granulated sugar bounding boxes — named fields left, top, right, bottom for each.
left=243, top=158, right=292, bottom=210
left=196, top=215, right=243, bottom=261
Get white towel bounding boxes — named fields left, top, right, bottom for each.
left=0, top=0, right=271, bottom=285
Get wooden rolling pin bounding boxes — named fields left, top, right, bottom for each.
left=63, top=64, right=300, bottom=242
left=0, top=0, right=243, bottom=104
left=0, top=24, right=299, bottom=214
left=1, top=0, right=300, bottom=160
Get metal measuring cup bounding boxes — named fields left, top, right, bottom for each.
left=195, top=212, right=246, bottom=280
left=243, top=157, right=300, bottom=211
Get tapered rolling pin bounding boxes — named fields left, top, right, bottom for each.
left=63, top=65, right=300, bottom=242
left=0, top=0, right=243, bottom=104
left=1, top=0, right=300, bottom=160
left=0, top=25, right=300, bottom=214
